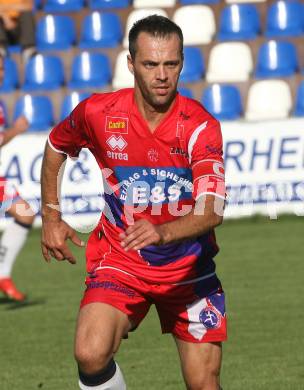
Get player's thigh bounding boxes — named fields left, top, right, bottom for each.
left=174, top=338, right=222, bottom=387
left=75, top=302, right=132, bottom=360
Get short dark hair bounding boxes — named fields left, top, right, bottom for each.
left=128, top=15, right=183, bottom=59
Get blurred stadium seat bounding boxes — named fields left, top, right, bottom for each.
left=218, top=4, right=260, bottom=41
left=180, top=47, right=205, bottom=83
left=255, top=40, right=298, bottom=78
left=8, top=44, right=21, bottom=54
left=36, top=15, right=76, bottom=51
left=44, top=0, right=84, bottom=12
left=14, top=95, right=54, bottom=131
left=133, top=0, right=176, bottom=7
left=178, top=87, right=194, bottom=99
left=265, top=0, right=304, bottom=37
left=23, top=54, right=65, bottom=91
left=180, top=0, right=220, bottom=4
left=79, top=12, right=122, bottom=49
left=88, top=0, right=130, bottom=9
left=34, top=0, right=42, bottom=10
left=225, top=0, right=266, bottom=3
left=202, top=84, right=243, bottom=120
left=173, top=5, right=215, bottom=45
left=68, top=52, right=112, bottom=90
left=0, top=57, right=19, bottom=93
left=207, top=42, right=253, bottom=82
left=123, top=8, right=168, bottom=48
left=245, top=80, right=292, bottom=120
left=112, top=49, right=133, bottom=90
left=294, top=81, right=304, bottom=116
left=60, top=92, right=91, bottom=120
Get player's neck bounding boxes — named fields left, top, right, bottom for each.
left=134, top=90, right=176, bottom=133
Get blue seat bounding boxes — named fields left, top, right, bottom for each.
left=255, top=40, right=298, bottom=78
left=201, top=84, right=242, bottom=120
left=0, top=57, right=19, bottom=93
left=180, top=0, right=219, bottom=4
left=60, top=92, right=91, bottom=120
left=266, top=1, right=304, bottom=37
left=44, top=0, right=84, bottom=12
left=178, top=87, right=194, bottom=99
left=14, top=95, right=54, bottom=131
left=180, top=47, right=205, bottom=83
left=68, top=52, right=112, bottom=90
left=88, top=0, right=130, bottom=9
left=36, top=15, right=76, bottom=51
left=79, top=12, right=122, bottom=49
left=23, top=54, right=65, bottom=91
left=34, top=0, right=42, bottom=10
left=8, top=45, right=21, bottom=54
left=294, top=81, right=304, bottom=116
left=218, top=4, right=260, bottom=41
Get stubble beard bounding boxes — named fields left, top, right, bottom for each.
left=145, top=85, right=177, bottom=112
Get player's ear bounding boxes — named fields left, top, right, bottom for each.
left=127, top=54, right=134, bottom=75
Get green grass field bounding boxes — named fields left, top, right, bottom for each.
left=0, top=215, right=303, bottom=390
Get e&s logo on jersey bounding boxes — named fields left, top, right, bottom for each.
left=105, top=116, right=129, bottom=134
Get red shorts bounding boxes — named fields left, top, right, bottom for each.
left=0, top=177, right=20, bottom=211
left=81, top=268, right=227, bottom=343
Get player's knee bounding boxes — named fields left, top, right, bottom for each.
left=75, top=343, right=112, bottom=374
left=14, top=212, right=35, bottom=226
left=185, top=366, right=220, bottom=390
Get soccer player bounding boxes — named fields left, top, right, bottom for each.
left=41, top=15, right=227, bottom=390
left=0, top=54, right=35, bottom=301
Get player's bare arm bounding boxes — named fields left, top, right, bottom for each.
left=0, top=116, right=28, bottom=146
left=40, top=143, right=84, bottom=264
left=120, top=194, right=223, bottom=251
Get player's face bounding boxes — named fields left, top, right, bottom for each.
left=128, top=32, right=183, bottom=109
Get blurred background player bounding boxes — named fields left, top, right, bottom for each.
left=0, top=54, right=35, bottom=301
left=0, top=0, right=36, bottom=62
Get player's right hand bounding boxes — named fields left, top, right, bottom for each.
left=13, top=116, right=29, bottom=134
left=41, top=219, right=85, bottom=265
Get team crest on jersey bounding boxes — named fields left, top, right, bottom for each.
left=199, top=306, right=221, bottom=329
left=105, top=116, right=128, bottom=134
left=147, top=149, right=159, bottom=162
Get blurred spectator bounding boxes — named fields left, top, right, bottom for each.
left=0, top=0, right=36, bottom=62
left=0, top=54, right=35, bottom=301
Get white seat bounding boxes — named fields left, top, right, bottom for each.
left=245, top=80, right=292, bottom=121
left=133, top=0, right=176, bottom=8
left=112, top=49, right=134, bottom=90
left=206, top=42, right=253, bottom=82
left=173, top=5, right=215, bottom=45
left=122, top=8, right=168, bottom=48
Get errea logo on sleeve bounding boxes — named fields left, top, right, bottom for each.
left=105, top=116, right=129, bottom=134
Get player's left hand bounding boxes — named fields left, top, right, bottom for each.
left=119, top=219, right=165, bottom=251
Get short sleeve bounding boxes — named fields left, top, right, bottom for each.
left=188, top=119, right=225, bottom=200
left=48, top=98, right=92, bottom=158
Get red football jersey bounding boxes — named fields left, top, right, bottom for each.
left=49, top=89, right=225, bottom=285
